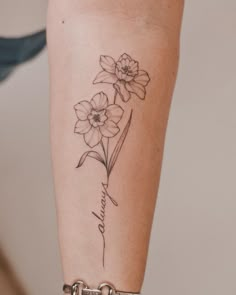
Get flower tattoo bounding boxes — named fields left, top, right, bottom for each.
left=74, top=92, right=124, bottom=148
left=74, top=54, right=150, bottom=267
left=93, top=53, right=150, bottom=102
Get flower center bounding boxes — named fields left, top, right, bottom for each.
left=121, top=65, right=129, bottom=74
left=93, top=113, right=101, bottom=122
left=88, top=109, right=107, bottom=127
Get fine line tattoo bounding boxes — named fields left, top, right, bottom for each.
left=74, top=53, right=150, bottom=267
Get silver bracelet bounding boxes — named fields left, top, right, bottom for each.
left=63, top=280, right=140, bottom=295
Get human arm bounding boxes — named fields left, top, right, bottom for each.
left=47, top=0, right=184, bottom=292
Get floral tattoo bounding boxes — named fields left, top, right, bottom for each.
left=93, top=53, right=150, bottom=101
left=74, top=53, right=150, bottom=267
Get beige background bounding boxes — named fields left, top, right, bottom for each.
left=0, top=1, right=235, bottom=294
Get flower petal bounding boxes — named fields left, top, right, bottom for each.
left=121, top=58, right=127, bottom=67
left=129, top=60, right=138, bottom=69
left=91, top=92, right=108, bottom=110
left=106, top=104, right=124, bottom=123
left=75, top=120, right=91, bottom=134
left=84, top=127, right=102, bottom=148
left=100, top=119, right=120, bottom=138
left=129, top=61, right=139, bottom=75
left=134, top=70, right=150, bottom=86
left=115, top=67, right=125, bottom=80
left=114, top=80, right=131, bottom=102
left=100, top=115, right=108, bottom=122
left=126, top=81, right=146, bottom=100
left=119, top=53, right=132, bottom=61
left=74, top=101, right=92, bottom=120
left=125, top=74, right=135, bottom=82
left=100, top=55, right=116, bottom=73
left=93, top=70, right=118, bottom=84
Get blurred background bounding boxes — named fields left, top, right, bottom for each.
left=0, top=1, right=235, bottom=295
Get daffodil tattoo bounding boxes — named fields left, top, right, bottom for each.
left=94, top=53, right=150, bottom=102
left=74, top=92, right=124, bottom=148
left=74, top=53, right=150, bottom=267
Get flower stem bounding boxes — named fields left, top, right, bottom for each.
left=101, top=139, right=110, bottom=186
left=101, top=89, right=119, bottom=187
left=100, top=140, right=107, bottom=166
left=105, top=137, right=109, bottom=164
left=114, top=89, right=118, bottom=104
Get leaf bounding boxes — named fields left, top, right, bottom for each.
left=76, top=151, right=105, bottom=168
left=107, top=110, right=133, bottom=176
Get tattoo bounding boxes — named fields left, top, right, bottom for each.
left=92, top=183, right=118, bottom=266
left=74, top=53, right=150, bottom=267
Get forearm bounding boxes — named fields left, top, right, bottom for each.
left=47, top=0, right=184, bottom=292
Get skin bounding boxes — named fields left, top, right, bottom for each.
left=47, top=0, right=184, bottom=292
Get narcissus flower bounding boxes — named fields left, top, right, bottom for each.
left=93, top=53, right=150, bottom=102
left=74, top=92, right=124, bottom=148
